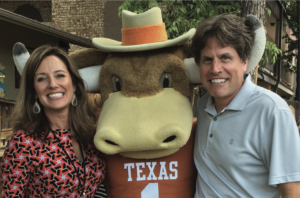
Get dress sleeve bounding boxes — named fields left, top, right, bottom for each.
left=1, top=131, right=36, bottom=197
left=261, top=109, right=300, bottom=185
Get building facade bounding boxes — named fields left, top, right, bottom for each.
left=0, top=1, right=123, bottom=52
left=259, top=1, right=296, bottom=100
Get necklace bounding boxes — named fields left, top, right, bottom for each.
left=52, top=130, right=86, bottom=196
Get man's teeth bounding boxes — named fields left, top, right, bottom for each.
left=211, top=79, right=226, bottom=83
left=48, top=93, right=63, bottom=98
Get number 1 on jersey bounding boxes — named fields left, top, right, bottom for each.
left=141, top=183, right=159, bottom=198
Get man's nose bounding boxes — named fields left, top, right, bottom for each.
left=211, top=60, right=222, bottom=74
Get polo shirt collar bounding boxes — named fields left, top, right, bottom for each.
left=204, top=74, right=256, bottom=115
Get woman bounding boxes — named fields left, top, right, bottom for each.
left=1, top=45, right=105, bottom=197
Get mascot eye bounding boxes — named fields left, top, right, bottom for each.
left=159, top=73, right=173, bottom=88
left=112, top=76, right=122, bottom=92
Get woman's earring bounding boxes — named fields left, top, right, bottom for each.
left=33, top=100, right=41, bottom=114
left=71, top=93, right=77, bottom=106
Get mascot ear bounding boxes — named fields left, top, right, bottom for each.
left=245, top=15, right=266, bottom=73
left=12, top=42, right=102, bottom=93
left=78, top=66, right=102, bottom=92
left=13, top=42, right=30, bottom=75
left=184, top=58, right=201, bottom=84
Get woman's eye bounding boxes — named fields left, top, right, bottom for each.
left=37, top=77, right=45, bottom=82
left=159, top=73, right=173, bottom=88
left=112, top=76, right=122, bottom=92
left=57, top=74, right=65, bottom=78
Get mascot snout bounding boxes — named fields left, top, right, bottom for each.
left=94, top=89, right=193, bottom=159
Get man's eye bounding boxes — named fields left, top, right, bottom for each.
left=204, top=58, right=212, bottom=63
left=222, top=56, right=229, bottom=60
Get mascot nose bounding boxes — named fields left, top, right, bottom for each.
left=104, top=134, right=177, bottom=146
left=163, top=135, right=176, bottom=143
left=94, top=124, right=187, bottom=155
left=105, top=140, right=118, bottom=146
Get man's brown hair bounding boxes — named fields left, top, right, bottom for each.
left=191, top=14, right=254, bottom=65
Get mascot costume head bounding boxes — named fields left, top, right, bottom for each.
left=13, top=7, right=265, bottom=198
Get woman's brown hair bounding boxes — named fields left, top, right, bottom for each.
left=11, top=45, right=97, bottom=147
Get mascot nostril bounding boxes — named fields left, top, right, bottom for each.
left=112, top=76, right=122, bottom=92
left=163, top=135, right=176, bottom=143
left=159, top=73, right=173, bottom=88
left=105, top=140, right=118, bottom=146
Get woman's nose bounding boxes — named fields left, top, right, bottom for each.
left=49, top=77, right=58, bottom=88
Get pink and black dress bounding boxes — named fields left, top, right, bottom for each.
left=1, top=129, right=106, bottom=197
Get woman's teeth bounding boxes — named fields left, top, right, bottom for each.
left=48, top=93, right=63, bottom=98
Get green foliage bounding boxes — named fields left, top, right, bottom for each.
left=265, top=7, right=271, bottom=17
left=260, top=41, right=282, bottom=68
left=281, top=33, right=297, bottom=73
left=280, top=0, right=298, bottom=73
left=118, top=0, right=241, bottom=39
left=118, top=1, right=282, bottom=70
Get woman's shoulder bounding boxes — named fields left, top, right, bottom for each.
left=9, top=130, right=42, bottom=146
left=86, top=142, right=105, bottom=157
left=13, top=130, right=33, bottom=139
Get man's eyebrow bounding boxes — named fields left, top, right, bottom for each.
left=202, top=55, right=212, bottom=59
left=220, top=53, right=232, bottom=57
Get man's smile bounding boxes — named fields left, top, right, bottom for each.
left=210, top=79, right=228, bottom=83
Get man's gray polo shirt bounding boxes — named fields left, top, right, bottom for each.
left=194, top=74, right=300, bottom=198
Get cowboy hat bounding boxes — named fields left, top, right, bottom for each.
left=92, top=7, right=195, bottom=52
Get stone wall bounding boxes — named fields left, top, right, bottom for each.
left=52, top=0, right=106, bottom=52
left=103, top=1, right=122, bottom=42
left=0, top=0, right=111, bottom=52
left=0, top=1, right=52, bottom=22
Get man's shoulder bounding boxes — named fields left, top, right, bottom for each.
left=199, top=93, right=210, bottom=105
left=250, top=85, right=289, bottom=111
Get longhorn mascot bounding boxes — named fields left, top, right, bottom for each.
left=13, top=7, right=265, bottom=198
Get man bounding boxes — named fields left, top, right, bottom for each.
left=191, top=14, right=300, bottom=197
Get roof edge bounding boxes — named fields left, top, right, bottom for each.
left=0, top=8, right=94, bottom=48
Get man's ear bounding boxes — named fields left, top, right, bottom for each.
left=243, top=59, right=249, bottom=73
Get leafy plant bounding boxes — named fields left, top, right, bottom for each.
left=118, top=0, right=241, bottom=39
left=280, top=0, right=298, bottom=73
left=281, top=33, right=297, bottom=73
left=265, top=7, right=271, bottom=17
left=118, top=0, right=283, bottom=70
left=260, top=41, right=282, bottom=68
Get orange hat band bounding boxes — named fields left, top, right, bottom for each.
left=121, top=23, right=168, bottom=46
